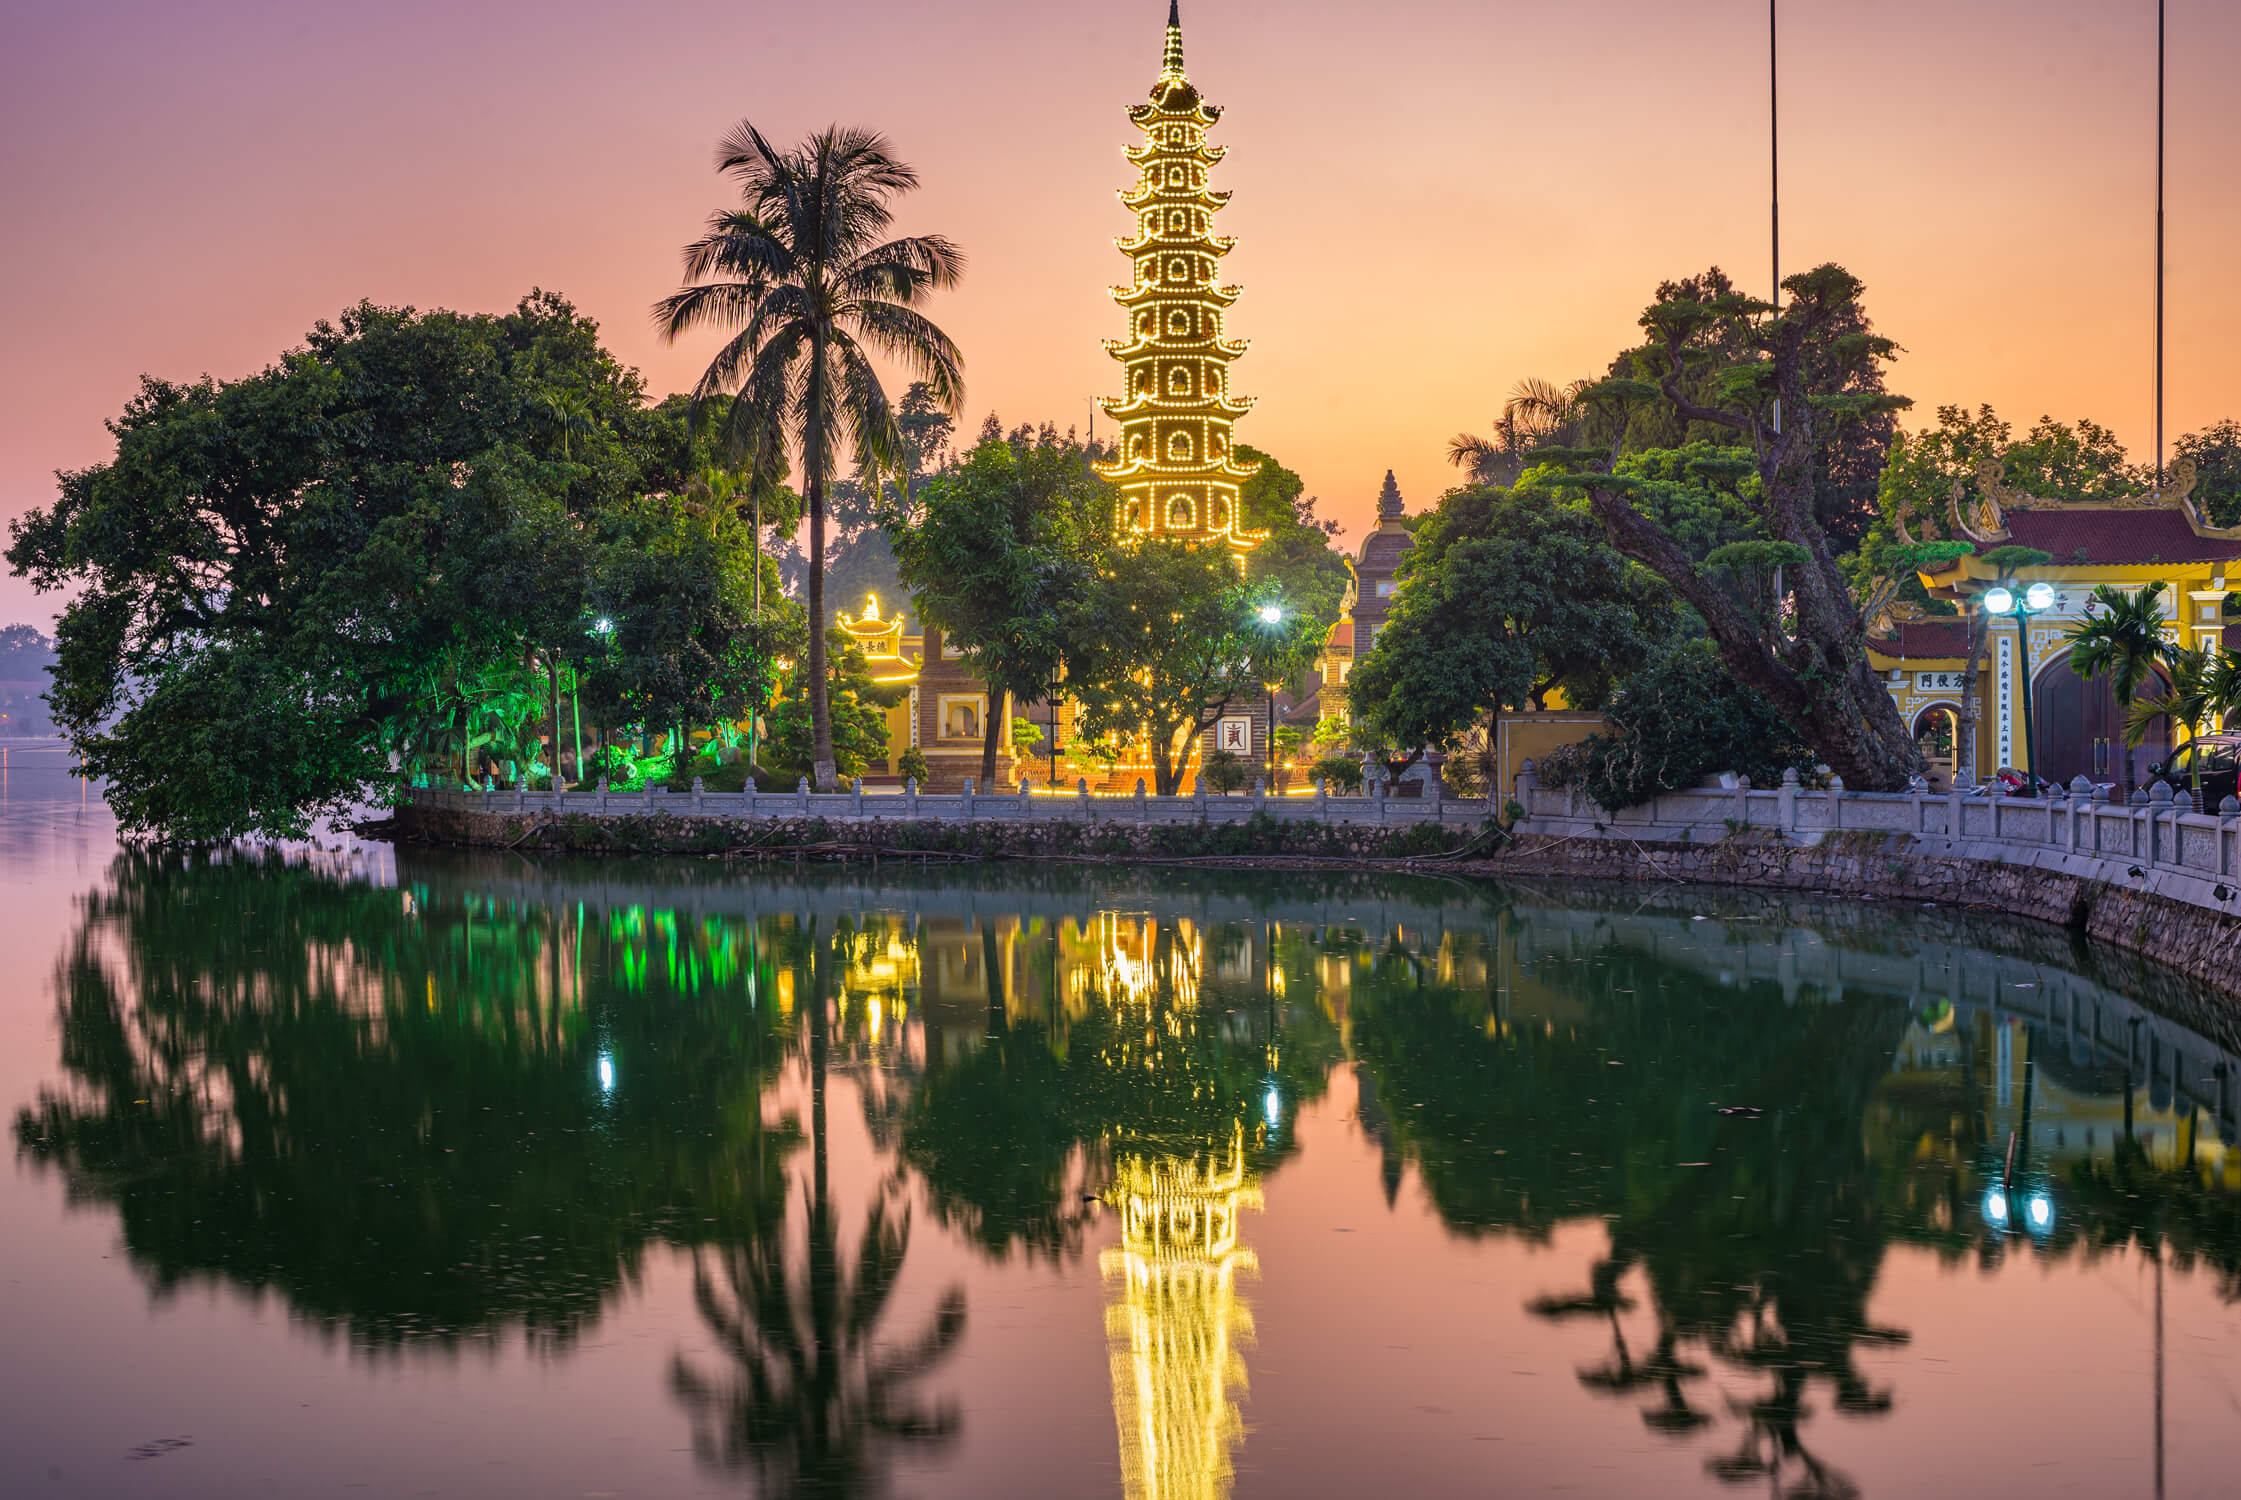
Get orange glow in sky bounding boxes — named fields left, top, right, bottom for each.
left=4, top=0, right=2237, bottom=626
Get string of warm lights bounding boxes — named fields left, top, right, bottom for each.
left=1092, top=5, right=1265, bottom=554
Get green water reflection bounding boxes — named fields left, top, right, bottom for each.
left=14, top=848, right=2241, bottom=1497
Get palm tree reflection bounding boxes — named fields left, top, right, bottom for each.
left=672, top=921, right=966, bottom=1498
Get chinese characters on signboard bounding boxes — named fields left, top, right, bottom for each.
left=1216, top=717, right=1253, bottom=754
left=1995, top=637, right=2014, bottom=770
left=1914, top=671, right=1965, bottom=693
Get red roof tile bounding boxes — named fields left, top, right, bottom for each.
left=1889, top=620, right=1972, bottom=658
left=2003, top=508, right=2241, bottom=566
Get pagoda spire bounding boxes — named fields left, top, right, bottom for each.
left=1097, top=2, right=1261, bottom=554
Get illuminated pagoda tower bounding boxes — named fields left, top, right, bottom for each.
left=1096, top=2, right=1263, bottom=554
left=1101, top=1131, right=1262, bottom=1500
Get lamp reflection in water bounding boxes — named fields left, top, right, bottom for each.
left=1102, top=1128, right=1261, bottom=1500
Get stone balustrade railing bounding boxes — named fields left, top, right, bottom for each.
left=408, top=773, right=1495, bottom=830
left=1511, top=762, right=2241, bottom=899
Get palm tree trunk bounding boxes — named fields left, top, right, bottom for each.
left=749, top=491, right=762, bottom=771
left=806, top=364, right=836, bottom=791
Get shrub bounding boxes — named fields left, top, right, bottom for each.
left=897, top=746, right=929, bottom=784
left=1310, top=755, right=1363, bottom=794
left=1575, top=638, right=1812, bottom=810
left=1534, top=742, right=1588, bottom=789
left=1200, top=748, right=1249, bottom=794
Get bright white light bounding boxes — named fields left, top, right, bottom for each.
left=1258, top=604, right=1283, bottom=625
left=1984, top=1188, right=2009, bottom=1226
left=2025, top=582, right=2055, bottom=612
left=1984, top=587, right=2015, bottom=614
left=597, top=1052, right=615, bottom=1093
left=2027, top=1193, right=2053, bottom=1229
left=593, top=617, right=615, bottom=635
left=1263, top=1085, right=1281, bottom=1127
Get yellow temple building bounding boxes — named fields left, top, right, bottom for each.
left=1871, top=457, right=2241, bottom=788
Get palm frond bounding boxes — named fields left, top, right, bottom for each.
left=841, top=300, right=965, bottom=412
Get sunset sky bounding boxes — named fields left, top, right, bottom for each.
left=4, top=0, right=2235, bottom=628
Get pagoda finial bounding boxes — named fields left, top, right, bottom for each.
left=1377, top=470, right=1403, bottom=520
left=1162, top=1, right=1186, bottom=78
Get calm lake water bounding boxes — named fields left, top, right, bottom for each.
left=6, top=772, right=2241, bottom=1498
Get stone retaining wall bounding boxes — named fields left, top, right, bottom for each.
left=1470, top=828, right=2241, bottom=1001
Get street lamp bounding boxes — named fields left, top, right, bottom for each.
left=1982, top=580, right=2055, bottom=795
left=1254, top=603, right=1286, bottom=786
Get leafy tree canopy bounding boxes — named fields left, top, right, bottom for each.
left=1065, top=539, right=1322, bottom=795
left=4, top=293, right=764, bottom=840
left=886, top=436, right=1112, bottom=783
left=1544, top=264, right=1922, bottom=790
left=1234, top=445, right=1350, bottom=634
left=1347, top=486, right=1672, bottom=757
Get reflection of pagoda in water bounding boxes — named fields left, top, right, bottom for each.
left=1101, top=1131, right=1261, bottom=1500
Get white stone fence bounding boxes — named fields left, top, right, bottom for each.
left=408, top=773, right=1496, bottom=831
left=1512, top=761, right=2241, bottom=899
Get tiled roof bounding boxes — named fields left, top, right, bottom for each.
left=1358, top=531, right=1412, bottom=570
left=2003, top=508, right=2241, bottom=566
left=1324, top=620, right=1354, bottom=652
left=1875, top=619, right=1971, bottom=659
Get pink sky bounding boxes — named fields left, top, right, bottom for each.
left=4, top=0, right=2236, bottom=628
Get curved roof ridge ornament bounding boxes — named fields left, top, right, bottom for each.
left=2161, top=455, right=2241, bottom=537
left=1948, top=461, right=2009, bottom=545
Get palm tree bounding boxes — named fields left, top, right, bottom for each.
left=2126, top=644, right=2241, bottom=798
left=657, top=123, right=964, bottom=789
left=2068, top=581, right=2175, bottom=789
left=1446, top=377, right=1591, bottom=487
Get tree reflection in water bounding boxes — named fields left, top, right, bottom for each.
left=12, top=845, right=798, bottom=1349
left=671, top=921, right=967, bottom=1498
left=1343, top=901, right=2241, bottom=1500
left=17, top=851, right=2241, bottom=1498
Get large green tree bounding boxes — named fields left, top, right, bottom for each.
left=1064, top=539, right=1323, bottom=794
left=5, top=293, right=694, bottom=839
left=1550, top=265, right=1921, bottom=789
left=1347, top=484, right=1671, bottom=760
left=1234, top=445, right=1350, bottom=633
left=656, top=122, right=964, bottom=790
left=886, top=437, right=1110, bottom=785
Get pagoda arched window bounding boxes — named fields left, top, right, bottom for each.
left=1130, top=433, right=1149, bottom=458
left=1138, top=311, right=1153, bottom=335
left=1210, top=496, right=1230, bottom=527
left=1168, top=367, right=1191, bottom=395
left=1167, top=494, right=1195, bottom=528
left=1134, top=368, right=1151, bottom=395
left=1167, top=309, right=1191, bottom=337
left=1169, top=432, right=1193, bottom=461
left=1166, top=258, right=1185, bottom=282
left=1167, top=210, right=1185, bottom=233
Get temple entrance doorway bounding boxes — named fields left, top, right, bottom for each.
left=2031, top=658, right=2167, bottom=791
left=1912, top=705, right=1959, bottom=790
